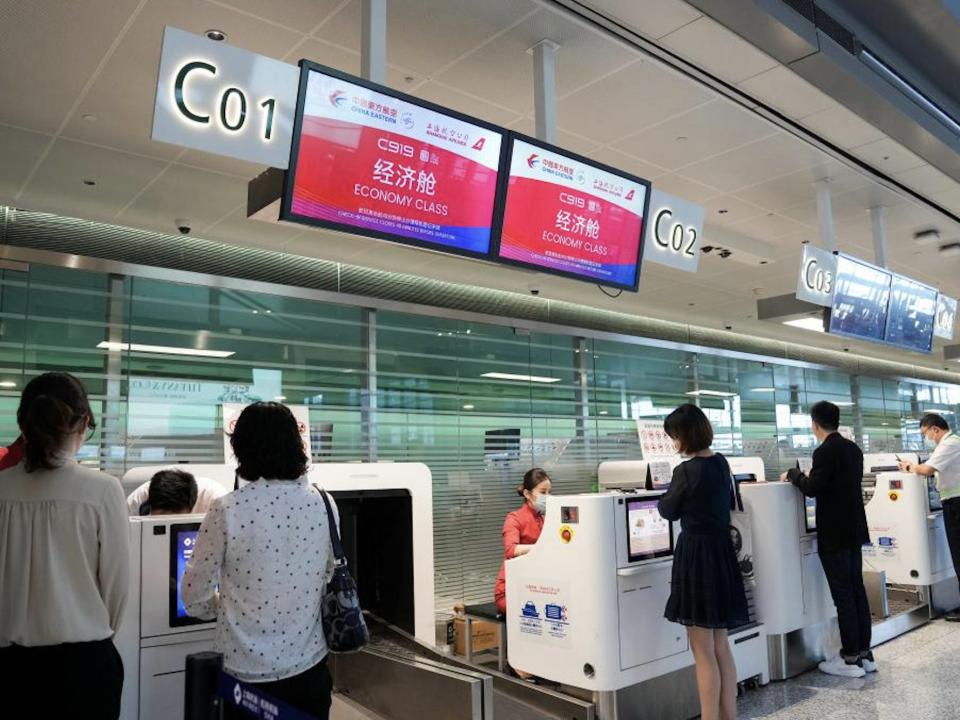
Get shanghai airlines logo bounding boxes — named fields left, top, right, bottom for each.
left=625, top=189, right=635, bottom=201
left=526, top=153, right=540, bottom=169
left=329, top=90, right=347, bottom=108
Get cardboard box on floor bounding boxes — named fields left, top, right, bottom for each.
left=451, top=616, right=500, bottom=656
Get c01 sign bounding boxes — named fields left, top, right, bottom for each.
left=152, top=26, right=298, bottom=168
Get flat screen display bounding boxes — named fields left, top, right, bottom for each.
left=626, top=496, right=673, bottom=562
left=282, top=62, right=506, bottom=258
left=884, top=275, right=937, bottom=353
left=496, top=136, right=651, bottom=290
left=828, top=254, right=892, bottom=343
left=804, top=497, right=817, bottom=533
left=169, top=522, right=209, bottom=628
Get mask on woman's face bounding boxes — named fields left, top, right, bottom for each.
left=533, top=493, right=547, bottom=516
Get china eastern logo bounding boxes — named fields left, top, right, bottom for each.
left=329, top=90, right=347, bottom=108
left=527, top=153, right=540, bottom=169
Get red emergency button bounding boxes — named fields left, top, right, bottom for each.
left=559, top=525, right=574, bottom=544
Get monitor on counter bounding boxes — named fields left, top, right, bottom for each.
left=626, top=495, right=674, bottom=562
left=169, top=522, right=209, bottom=628
left=884, top=274, right=937, bottom=353
left=494, top=135, right=651, bottom=291
left=282, top=62, right=506, bottom=259
left=828, top=254, right=892, bottom=344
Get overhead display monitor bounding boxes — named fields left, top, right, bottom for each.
left=626, top=496, right=674, bottom=562
left=496, top=136, right=651, bottom=290
left=828, top=254, right=892, bottom=344
left=282, top=62, right=506, bottom=258
left=169, top=522, right=209, bottom=628
left=884, top=275, right=937, bottom=353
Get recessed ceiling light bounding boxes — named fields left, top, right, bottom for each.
left=598, top=410, right=609, bottom=415
left=462, top=404, right=475, bottom=410
left=783, top=317, right=825, bottom=333
left=96, top=341, right=234, bottom=358
left=481, top=372, right=561, bottom=384
left=81, top=114, right=97, bottom=123
left=82, top=179, right=96, bottom=186
left=686, top=389, right=738, bottom=398
left=0, top=381, right=16, bottom=388
left=205, top=29, right=226, bottom=41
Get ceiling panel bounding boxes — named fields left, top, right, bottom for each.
left=680, top=132, right=827, bottom=192
left=0, top=125, right=53, bottom=203
left=732, top=161, right=870, bottom=213
left=0, top=0, right=144, bottom=134
left=612, top=98, right=777, bottom=171
left=851, top=137, right=927, bottom=176
left=659, top=16, right=778, bottom=84
left=61, top=0, right=303, bottom=161
left=313, top=0, right=538, bottom=77
left=556, top=60, right=715, bottom=143
left=434, top=9, right=637, bottom=115
left=209, top=0, right=345, bottom=33
left=588, top=147, right=666, bottom=182
left=580, top=0, right=702, bottom=41
left=701, top=194, right=766, bottom=227
left=507, top=117, right=602, bottom=157
left=18, top=138, right=168, bottom=223
left=204, top=206, right=304, bottom=248
left=726, top=212, right=811, bottom=241
left=413, top=81, right=524, bottom=128
left=800, top=102, right=885, bottom=149
left=649, top=173, right=722, bottom=203
left=895, top=164, right=958, bottom=196
left=117, top=163, right=250, bottom=232
left=736, top=65, right=835, bottom=121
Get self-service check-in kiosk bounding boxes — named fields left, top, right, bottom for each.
left=739, top=470, right=836, bottom=680
left=118, top=462, right=436, bottom=720
left=507, top=489, right=767, bottom=720
left=861, top=453, right=958, bottom=635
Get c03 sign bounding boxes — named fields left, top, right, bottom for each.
left=795, top=245, right=836, bottom=307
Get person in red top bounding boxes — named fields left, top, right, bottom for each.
left=494, top=468, right=552, bottom=614
left=0, top=436, right=25, bottom=471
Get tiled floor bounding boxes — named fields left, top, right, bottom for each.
left=738, top=619, right=960, bottom=719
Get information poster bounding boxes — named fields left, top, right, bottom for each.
left=284, top=64, right=504, bottom=256
left=637, top=419, right=678, bottom=459
left=517, top=579, right=571, bottom=647
left=497, top=138, right=649, bottom=289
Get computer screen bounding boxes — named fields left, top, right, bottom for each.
left=828, top=254, right=892, bottom=344
left=168, top=522, right=209, bottom=628
left=884, top=274, right=936, bottom=353
left=804, top=497, right=817, bottom=533
left=626, top=496, right=673, bottom=562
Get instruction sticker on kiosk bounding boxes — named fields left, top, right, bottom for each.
left=519, top=581, right=571, bottom=647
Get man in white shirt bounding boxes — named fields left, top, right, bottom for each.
left=127, top=469, right=227, bottom=515
left=899, top=413, right=960, bottom=621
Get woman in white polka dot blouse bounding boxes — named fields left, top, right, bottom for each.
left=182, top=402, right=338, bottom=719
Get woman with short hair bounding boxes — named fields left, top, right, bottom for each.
left=182, top=401, right=337, bottom=719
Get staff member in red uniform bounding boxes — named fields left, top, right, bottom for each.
left=0, top=436, right=24, bottom=471
left=494, top=468, right=552, bottom=614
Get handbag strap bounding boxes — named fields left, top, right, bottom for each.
left=314, top=485, right=346, bottom=564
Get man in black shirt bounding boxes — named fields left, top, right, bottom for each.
left=781, top=401, right=873, bottom=678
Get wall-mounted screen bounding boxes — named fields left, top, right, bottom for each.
left=828, top=254, right=892, bottom=343
left=495, top=136, right=651, bottom=290
left=884, top=275, right=937, bottom=353
left=169, top=522, right=209, bottom=628
left=626, top=496, right=673, bottom=562
left=282, top=62, right=506, bottom=259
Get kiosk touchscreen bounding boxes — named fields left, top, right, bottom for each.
left=626, top=496, right=673, bottom=561
left=169, top=522, right=207, bottom=628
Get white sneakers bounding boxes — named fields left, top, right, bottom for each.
left=861, top=652, right=878, bottom=673
left=818, top=655, right=866, bottom=678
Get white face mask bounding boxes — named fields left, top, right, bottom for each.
left=533, top=493, right=547, bottom=516
left=924, top=433, right=937, bottom=450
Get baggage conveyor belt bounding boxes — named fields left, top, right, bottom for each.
left=328, top=615, right=595, bottom=720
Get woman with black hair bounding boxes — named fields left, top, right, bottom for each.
left=657, top=404, right=747, bottom=720
left=182, top=402, right=338, bottom=719
left=0, top=372, right=129, bottom=719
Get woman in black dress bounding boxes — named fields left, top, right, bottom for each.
left=657, top=404, right=748, bottom=720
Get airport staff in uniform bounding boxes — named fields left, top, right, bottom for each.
left=782, top=401, right=873, bottom=677
left=899, top=413, right=960, bottom=621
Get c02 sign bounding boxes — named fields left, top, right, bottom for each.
left=653, top=208, right=697, bottom=258
left=174, top=61, right=277, bottom=140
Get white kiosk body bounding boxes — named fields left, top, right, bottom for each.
left=506, top=490, right=768, bottom=706
left=739, top=480, right=836, bottom=680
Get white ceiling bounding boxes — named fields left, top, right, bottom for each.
left=2, top=0, right=960, bottom=371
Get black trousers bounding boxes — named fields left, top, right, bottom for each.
left=225, top=659, right=332, bottom=720
left=819, top=545, right=872, bottom=659
left=0, top=638, right=123, bottom=719
left=942, top=498, right=960, bottom=598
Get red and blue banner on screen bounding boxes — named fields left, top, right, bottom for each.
left=285, top=66, right=503, bottom=256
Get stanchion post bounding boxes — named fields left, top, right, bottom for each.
left=185, top=651, right=224, bottom=720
